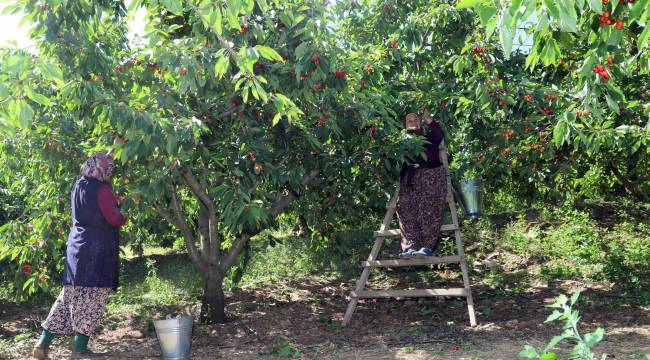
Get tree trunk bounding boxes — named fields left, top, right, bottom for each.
left=297, top=214, right=311, bottom=236
left=200, top=270, right=226, bottom=323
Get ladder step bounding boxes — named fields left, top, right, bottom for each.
left=351, top=288, right=467, bottom=299
left=374, top=224, right=457, bottom=237
left=362, top=256, right=462, bottom=267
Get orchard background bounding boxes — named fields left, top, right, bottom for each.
left=0, top=0, right=649, bottom=358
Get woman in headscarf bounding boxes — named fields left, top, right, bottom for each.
left=397, top=109, right=446, bottom=257
left=33, top=153, right=127, bottom=359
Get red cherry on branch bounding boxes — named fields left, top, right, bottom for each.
left=180, top=68, right=187, bottom=76
left=254, top=163, right=264, bottom=173
left=22, top=264, right=32, bottom=277
left=241, top=23, right=248, bottom=34
left=616, top=20, right=624, bottom=30
left=311, top=54, right=321, bottom=65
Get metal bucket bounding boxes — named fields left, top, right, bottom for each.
left=460, top=179, right=482, bottom=219
left=153, top=315, right=193, bottom=360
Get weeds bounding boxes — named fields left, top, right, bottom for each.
left=520, top=292, right=605, bottom=360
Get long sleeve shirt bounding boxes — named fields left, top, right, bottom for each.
left=400, top=121, right=445, bottom=186
left=97, top=184, right=127, bottom=227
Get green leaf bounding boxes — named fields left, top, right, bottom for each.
left=637, top=22, right=650, bottom=49
left=166, top=135, right=177, bottom=156
left=543, top=0, right=561, bottom=20
left=294, top=42, right=310, bottom=59
left=545, top=309, right=564, bottom=323
left=546, top=335, right=565, bottom=350
left=499, top=11, right=514, bottom=58
left=214, top=56, right=230, bottom=79
left=24, top=86, right=51, bottom=106
left=485, top=13, right=498, bottom=38
left=200, top=6, right=223, bottom=35
left=272, top=112, right=282, bottom=126
left=584, top=328, right=604, bottom=347
left=476, top=4, right=497, bottom=26
left=2, top=54, right=28, bottom=74
left=456, top=0, right=487, bottom=9
left=40, top=62, right=64, bottom=86
left=540, top=353, right=558, bottom=360
left=586, top=0, right=602, bottom=13
left=160, top=0, right=183, bottom=15
left=605, top=94, right=620, bottom=114
left=628, top=0, right=648, bottom=22
left=519, top=345, right=539, bottom=359
left=554, top=119, right=570, bottom=147
left=557, top=0, right=578, bottom=32
left=255, top=45, right=284, bottom=61
left=0, top=82, right=8, bottom=99
left=7, top=100, right=35, bottom=128
left=570, top=291, right=580, bottom=305
left=581, top=55, right=598, bottom=78
left=226, top=1, right=240, bottom=29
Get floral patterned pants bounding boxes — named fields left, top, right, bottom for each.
left=42, top=285, right=111, bottom=336
left=397, top=166, right=447, bottom=251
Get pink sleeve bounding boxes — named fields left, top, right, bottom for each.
left=97, top=185, right=127, bottom=227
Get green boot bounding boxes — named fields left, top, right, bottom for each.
left=32, top=329, right=55, bottom=360
left=71, top=333, right=102, bottom=358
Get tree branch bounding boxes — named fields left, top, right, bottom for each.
left=182, top=168, right=214, bottom=210
left=170, top=188, right=208, bottom=274
left=219, top=170, right=320, bottom=273
left=153, top=203, right=180, bottom=228
left=608, top=160, right=648, bottom=202
left=269, top=170, right=320, bottom=218
left=219, top=234, right=250, bottom=273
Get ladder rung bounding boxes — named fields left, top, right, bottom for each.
left=351, top=288, right=467, bottom=299
left=362, top=256, right=462, bottom=267
left=374, top=224, right=457, bottom=237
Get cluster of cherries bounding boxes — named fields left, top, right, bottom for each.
left=22, top=263, right=31, bottom=277
left=592, top=65, right=611, bottom=83
left=472, top=47, right=489, bottom=54
left=599, top=11, right=624, bottom=29
left=334, top=69, right=348, bottom=79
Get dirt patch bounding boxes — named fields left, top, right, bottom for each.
left=2, top=277, right=649, bottom=360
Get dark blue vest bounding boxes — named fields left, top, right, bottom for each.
left=62, top=177, right=120, bottom=290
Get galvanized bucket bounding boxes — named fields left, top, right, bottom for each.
left=460, top=179, right=482, bottom=219
left=153, top=315, right=193, bottom=360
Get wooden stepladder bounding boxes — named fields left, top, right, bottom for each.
left=342, top=142, right=477, bottom=327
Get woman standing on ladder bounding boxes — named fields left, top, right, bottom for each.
left=397, top=108, right=446, bottom=257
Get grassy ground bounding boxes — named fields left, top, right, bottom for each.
left=1, top=201, right=649, bottom=358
